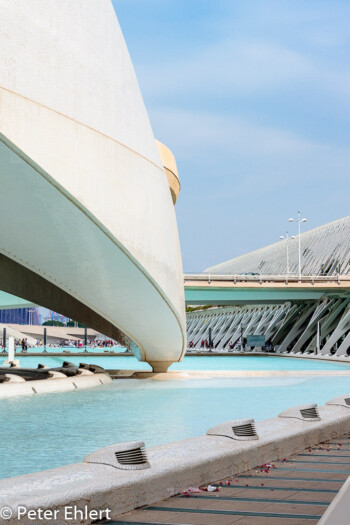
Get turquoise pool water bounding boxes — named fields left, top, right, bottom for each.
left=16, top=345, right=127, bottom=354
left=2, top=356, right=350, bottom=480
left=2, top=354, right=350, bottom=370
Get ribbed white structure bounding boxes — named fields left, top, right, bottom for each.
left=206, top=216, right=350, bottom=276
left=187, top=298, right=350, bottom=356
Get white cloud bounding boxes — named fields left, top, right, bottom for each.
left=134, top=26, right=350, bottom=113
left=138, top=39, right=312, bottom=99
left=116, top=0, right=350, bottom=270
left=150, top=105, right=350, bottom=208
left=151, top=106, right=320, bottom=158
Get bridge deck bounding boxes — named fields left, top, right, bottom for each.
left=184, top=275, right=350, bottom=304
left=108, top=435, right=350, bottom=524
left=184, top=275, right=350, bottom=289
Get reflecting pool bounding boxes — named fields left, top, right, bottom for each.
left=2, top=354, right=350, bottom=371
left=2, top=354, right=350, bottom=479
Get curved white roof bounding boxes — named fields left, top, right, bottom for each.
left=206, top=215, right=350, bottom=276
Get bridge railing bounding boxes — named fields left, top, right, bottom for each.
left=184, top=273, right=350, bottom=285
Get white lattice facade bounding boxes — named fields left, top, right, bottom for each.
left=187, top=298, right=350, bottom=356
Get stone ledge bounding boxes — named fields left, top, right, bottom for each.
left=0, top=372, right=111, bottom=398
left=1, top=402, right=350, bottom=524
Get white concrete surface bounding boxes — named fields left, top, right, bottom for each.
left=0, top=372, right=111, bottom=399
left=0, top=324, right=37, bottom=347
left=1, top=401, right=350, bottom=524
left=319, top=473, right=350, bottom=524
left=7, top=336, right=14, bottom=362
left=116, top=369, right=350, bottom=381
left=0, top=0, right=186, bottom=368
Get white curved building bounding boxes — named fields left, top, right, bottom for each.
left=0, top=0, right=186, bottom=370
left=207, top=216, right=350, bottom=276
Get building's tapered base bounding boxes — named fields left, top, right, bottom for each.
left=148, top=361, right=174, bottom=373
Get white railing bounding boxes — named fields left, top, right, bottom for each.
left=184, top=273, right=350, bottom=285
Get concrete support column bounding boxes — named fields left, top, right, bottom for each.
left=148, top=361, right=173, bottom=373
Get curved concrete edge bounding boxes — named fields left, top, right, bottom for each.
left=319, top=472, right=350, bottom=524
left=1, top=403, right=350, bottom=524
left=0, top=372, right=111, bottom=398
left=0, top=106, right=186, bottom=365
left=187, top=350, right=350, bottom=364
left=121, top=369, right=350, bottom=380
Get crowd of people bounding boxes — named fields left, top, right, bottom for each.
left=4, top=338, right=29, bottom=351
left=187, top=338, right=242, bottom=351
left=3, top=338, right=120, bottom=351
left=49, top=339, right=117, bottom=348
left=187, top=337, right=274, bottom=353
left=188, top=339, right=215, bottom=350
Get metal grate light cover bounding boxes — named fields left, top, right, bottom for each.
left=326, top=395, right=350, bottom=409
left=84, top=440, right=150, bottom=470
left=278, top=404, right=321, bottom=422
left=207, top=418, right=258, bottom=441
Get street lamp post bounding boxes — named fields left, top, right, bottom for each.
left=280, top=232, right=295, bottom=275
left=289, top=211, right=307, bottom=280
left=316, top=320, right=321, bottom=355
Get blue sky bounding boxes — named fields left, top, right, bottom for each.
left=114, top=1, right=350, bottom=272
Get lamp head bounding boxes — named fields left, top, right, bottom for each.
left=288, top=218, right=294, bottom=222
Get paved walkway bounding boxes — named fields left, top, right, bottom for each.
left=106, top=434, right=350, bottom=525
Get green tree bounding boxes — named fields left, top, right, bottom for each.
left=66, top=320, right=87, bottom=328
left=42, top=320, right=65, bottom=327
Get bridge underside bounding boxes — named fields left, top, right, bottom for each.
left=0, top=132, right=185, bottom=371
left=0, top=290, right=35, bottom=310
left=187, top=297, right=350, bottom=357
left=185, top=286, right=327, bottom=304
left=0, top=253, right=129, bottom=345
left=185, top=282, right=350, bottom=305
